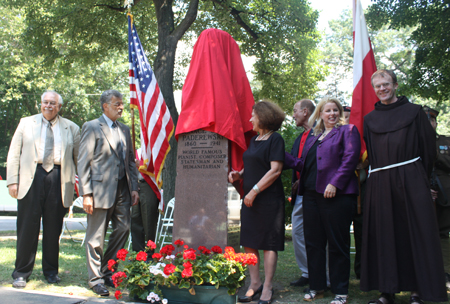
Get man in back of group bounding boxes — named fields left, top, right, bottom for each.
left=288, top=99, right=315, bottom=287
left=131, top=147, right=160, bottom=253
left=7, top=90, right=80, bottom=288
left=77, top=90, right=139, bottom=296
left=423, top=106, right=450, bottom=291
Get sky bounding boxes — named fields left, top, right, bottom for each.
left=310, top=0, right=372, bottom=31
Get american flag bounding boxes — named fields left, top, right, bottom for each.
left=128, top=16, right=174, bottom=199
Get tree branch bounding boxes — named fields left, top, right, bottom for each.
left=210, top=0, right=259, bottom=41
left=172, top=0, right=199, bottom=41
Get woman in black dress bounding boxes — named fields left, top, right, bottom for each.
left=228, top=101, right=286, bottom=304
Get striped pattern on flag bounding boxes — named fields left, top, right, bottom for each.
left=128, top=16, right=174, bottom=192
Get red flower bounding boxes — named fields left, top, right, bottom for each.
left=152, top=253, right=162, bottom=260
left=160, top=244, right=175, bottom=255
left=211, top=246, right=222, bottom=254
left=146, top=240, right=157, bottom=250
left=174, top=239, right=184, bottom=246
left=136, top=251, right=148, bottom=261
left=184, top=245, right=188, bottom=249
left=181, top=267, right=193, bottom=278
left=107, top=259, right=117, bottom=271
left=225, top=246, right=235, bottom=254
left=244, top=253, right=258, bottom=266
left=163, top=263, right=176, bottom=275
left=183, top=261, right=192, bottom=269
left=183, top=249, right=197, bottom=260
left=198, top=245, right=207, bottom=252
left=112, top=271, right=127, bottom=287
left=116, top=249, right=128, bottom=261
left=224, top=251, right=235, bottom=261
left=115, top=290, right=122, bottom=300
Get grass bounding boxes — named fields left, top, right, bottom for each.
left=0, top=229, right=448, bottom=303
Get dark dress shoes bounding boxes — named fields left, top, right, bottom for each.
left=45, top=274, right=61, bottom=284
left=238, top=285, right=263, bottom=302
left=290, top=276, right=309, bottom=287
left=12, top=277, right=26, bottom=288
left=104, top=277, right=115, bottom=288
left=92, top=283, right=110, bottom=296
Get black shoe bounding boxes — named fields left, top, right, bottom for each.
left=104, top=276, right=114, bottom=288
left=258, top=288, right=274, bottom=304
left=238, top=285, right=263, bottom=302
left=12, top=277, right=26, bottom=288
left=92, top=283, right=110, bottom=296
left=45, top=274, right=61, bottom=284
left=290, top=276, right=309, bottom=286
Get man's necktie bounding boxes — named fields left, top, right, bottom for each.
left=42, top=121, right=54, bottom=172
left=112, top=122, right=125, bottom=179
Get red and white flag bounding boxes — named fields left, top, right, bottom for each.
left=128, top=16, right=174, bottom=205
left=351, top=0, right=378, bottom=161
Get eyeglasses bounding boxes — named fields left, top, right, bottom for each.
left=42, top=100, right=58, bottom=106
left=108, top=102, right=124, bottom=107
left=374, top=82, right=393, bottom=90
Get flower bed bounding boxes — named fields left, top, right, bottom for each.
left=110, top=239, right=257, bottom=303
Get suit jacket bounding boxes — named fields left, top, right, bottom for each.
left=6, top=113, right=80, bottom=207
left=285, top=124, right=360, bottom=196
left=77, top=116, right=138, bottom=209
left=288, top=130, right=313, bottom=205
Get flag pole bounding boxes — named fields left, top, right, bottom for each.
left=126, top=0, right=136, bottom=152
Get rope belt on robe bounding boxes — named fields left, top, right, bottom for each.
left=368, top=156, right=421, bottom=177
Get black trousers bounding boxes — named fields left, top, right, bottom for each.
left=303, top=190, right=356, bottom=295
left=13, top=165, right=68, bottom=279
left=131, top=180, right=159, bottom=252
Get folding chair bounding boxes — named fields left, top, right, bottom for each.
left=60, top=196, right=87, bottom=244
left=155, top=198, right=175, bottom=249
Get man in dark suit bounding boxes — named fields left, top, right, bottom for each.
left=289, top=99, right=315, bottom=287
left=7, top=90, right=80, bottom=288
left=423, top=106, right=450, bottom=291
left=78, top=90, right=139, bottom=296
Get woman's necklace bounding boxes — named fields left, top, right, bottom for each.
left=319, top=128, right=333, bottom=140
left=256, top=130, right=274, bottom=141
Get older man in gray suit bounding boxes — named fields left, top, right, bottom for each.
left=78, top=90, right=139, bottom=296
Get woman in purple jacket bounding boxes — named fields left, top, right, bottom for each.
left=285, top=98, right=360, bottom=304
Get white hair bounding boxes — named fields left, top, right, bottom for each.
left=41, top=90, right=63, bottom=105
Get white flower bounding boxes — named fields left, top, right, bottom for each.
left=162, top=299, right=168, bottom=304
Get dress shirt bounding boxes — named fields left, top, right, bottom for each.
left=38, top=116, right=61, bottom=165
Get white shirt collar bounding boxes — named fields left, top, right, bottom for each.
left=102, top=113, right=115, bottom=128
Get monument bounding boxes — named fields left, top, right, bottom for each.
left=173, top=129, right=240, bottom=250
left=173, top=29, right=255, bottom=251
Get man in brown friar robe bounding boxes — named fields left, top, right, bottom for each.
left=360, top=70, right=448, bottom=303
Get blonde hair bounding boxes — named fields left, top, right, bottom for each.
left=309, top=97, right=345, bottom=136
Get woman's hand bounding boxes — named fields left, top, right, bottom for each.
left=228, top=170, right=242, bottom=183
left=244, top=190, right=257, bottom=207
left=324, top=184, right=337, bottom=198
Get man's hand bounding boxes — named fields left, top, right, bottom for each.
left=8, top=184, right=18, bottom=199
left=131, top=191, right=139, bottom=206
left=244, top=190, right=257, bottom=207
left=83, top=195, right=94, bottom=215
left=431, top=189, right=438, bottom=201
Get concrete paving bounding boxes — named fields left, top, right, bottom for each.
left=0, top=287, right=140, bottom=303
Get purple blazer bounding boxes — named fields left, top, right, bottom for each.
left=285, top=124, right=361, bottom=196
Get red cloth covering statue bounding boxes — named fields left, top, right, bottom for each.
left=175, top=28, right=255, bottom=175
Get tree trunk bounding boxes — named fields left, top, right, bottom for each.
left=152, top=0, right=198, bottom=203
